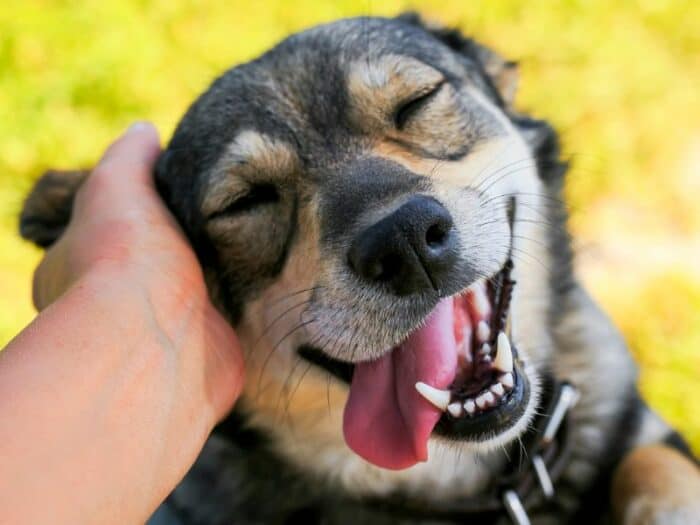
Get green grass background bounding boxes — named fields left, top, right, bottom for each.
left=1, top=1, right=699, bottom=451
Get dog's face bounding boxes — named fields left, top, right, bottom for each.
left=157, top=15, right=556, bottom=491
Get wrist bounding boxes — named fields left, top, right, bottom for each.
left=78, top=259, right=211, bottom=347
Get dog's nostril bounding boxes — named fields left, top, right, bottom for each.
left=378, top=253, right=402, bottom=281
left=426, top=222, right=449, bottom=248
left=365, top=260, right=384, bottom=281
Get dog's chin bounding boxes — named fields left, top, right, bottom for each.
left=298, top=258, right=536, bottom=464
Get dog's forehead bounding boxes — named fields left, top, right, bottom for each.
left=208, top=18, right=481, bottom=160
left=162, top=16, right=503, bottom=216
left=240, top=21, right=463, bottom=114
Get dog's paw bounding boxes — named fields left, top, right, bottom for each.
left=622, top=498, right=700, bottom=525
left=20, top=169, right=88, bottom=247
left=612, top=445, right=700, bottom=525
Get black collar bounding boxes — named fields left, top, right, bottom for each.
left=356, top=375, right=579, bottom=525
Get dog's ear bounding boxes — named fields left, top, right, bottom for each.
left=397, top=12, right=519, bottom=108
left=19, top=169, right=88, bottom=247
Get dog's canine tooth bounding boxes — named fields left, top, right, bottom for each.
left=447, top=402, right=464, bottom=418
left=500, top=372, right=515, bottom=390
left=477, top=320, right=491, bottom=343
left=490, top=383, right=505, bottom=397
left=464, top=399, right=476, bottom=415
left=494, top=332, right=514, bottom=373
left=415, top=382, right=451, bottom=410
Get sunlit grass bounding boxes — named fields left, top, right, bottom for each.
left=1, top=0, right=698, bottom=451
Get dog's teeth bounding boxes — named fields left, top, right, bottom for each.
left=415, top=382, right=451, bottom=410
left=493, top=332, right=514, bottom=373
left=500, top=372, right=515, bottom=390
left=447, top=402, right=464, bottom=418
left=475, top=394, right=488, bottom=409
left=477, top=321, right=491, bottom=343
left=490, top=383, right=505, bottom=397
left=483, top=391, right=496, bottom=406
left=471, top=285, right=490, bottom=318
left=479, top=343, right=491, bottom=356
left=464, top=399, right=476, bottom=415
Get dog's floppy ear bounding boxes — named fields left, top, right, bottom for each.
left=397, top=12, right=519, bottom=108
left=19, top=169, right=88, bottom=247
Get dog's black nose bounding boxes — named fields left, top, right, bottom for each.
left=348, top=196, right=458, bottom=296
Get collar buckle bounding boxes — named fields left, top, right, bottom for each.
left=503, top=490, right=531, bottom=525
left=501, top=382, right=579, bottom=525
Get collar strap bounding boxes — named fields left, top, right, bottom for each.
left=500, top=380, right=580, bottom=525
left=358, top=376, right=579, bottom=524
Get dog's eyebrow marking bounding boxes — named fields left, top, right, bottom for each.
left=223, top=130, right=297, bottom=169
left=201, top=130, right=298, bottom=217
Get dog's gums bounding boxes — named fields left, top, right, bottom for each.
left=423, top=258, right=531, bottom=439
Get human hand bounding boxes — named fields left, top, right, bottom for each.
left=2, top=122, right=244, bottom=523
left=33, top=121, right=244, bottom=421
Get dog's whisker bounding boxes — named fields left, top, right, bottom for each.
left=255, top=318, right=317, bottom=399
left=476, top=163, right=540, bottom=198
left=473, top=157, right=537, bottom=195
left=512, top=234, right=551, bottom=249
left=471, top=148, right=531, bottom=194
left=256, top=298, right=313, bottom=346
left=267, top=286, right=323, bottom=308
left=508, top=247, right=555, bottom=274
left=284, top=361, right=315, bottom=418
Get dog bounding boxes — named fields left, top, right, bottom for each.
left=20, top=14, right=700, bottom=524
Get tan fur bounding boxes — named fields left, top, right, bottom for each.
left=201, top=131, right=299, bottom=218
left=612, top=445, right=700, bottom=524
left=372, top=141, right=434, bottom=173
left=346, top=55, right=444, bottom=130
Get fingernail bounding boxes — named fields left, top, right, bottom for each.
left=127, top=121, right=150, bottom=134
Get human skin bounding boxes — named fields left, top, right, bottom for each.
left=0, top=123, right=244, bottom=524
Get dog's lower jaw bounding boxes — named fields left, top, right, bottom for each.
left=243, top=356, right=542, bottom=503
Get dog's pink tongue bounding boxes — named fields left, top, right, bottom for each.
left=343, top=299, right=457, bottom=470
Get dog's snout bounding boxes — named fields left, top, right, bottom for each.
left=347, top=196, right=457, bottom=296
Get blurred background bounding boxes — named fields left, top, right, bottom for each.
left=1, top=1, right=698, bottom=450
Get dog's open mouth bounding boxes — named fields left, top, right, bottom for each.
left=298, top=258, right=529, bottom=470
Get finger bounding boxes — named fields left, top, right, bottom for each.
left=73, top=122, right=162, bottom=215
left=97, top=122, right=161, bottom=186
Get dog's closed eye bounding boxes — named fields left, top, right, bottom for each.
left=207, top=183, right=279, bottom=221
left=394, top=81, right=445, bottom=130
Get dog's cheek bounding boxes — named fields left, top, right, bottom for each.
left=235, top=230, right=337, bottom=419
left=234, top=201, right=322, bottom=357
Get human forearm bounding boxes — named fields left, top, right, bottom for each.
left=0, top=265, right=236, bottom=524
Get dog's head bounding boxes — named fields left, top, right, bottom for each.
left=154, top=14, right=566, bottom=486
